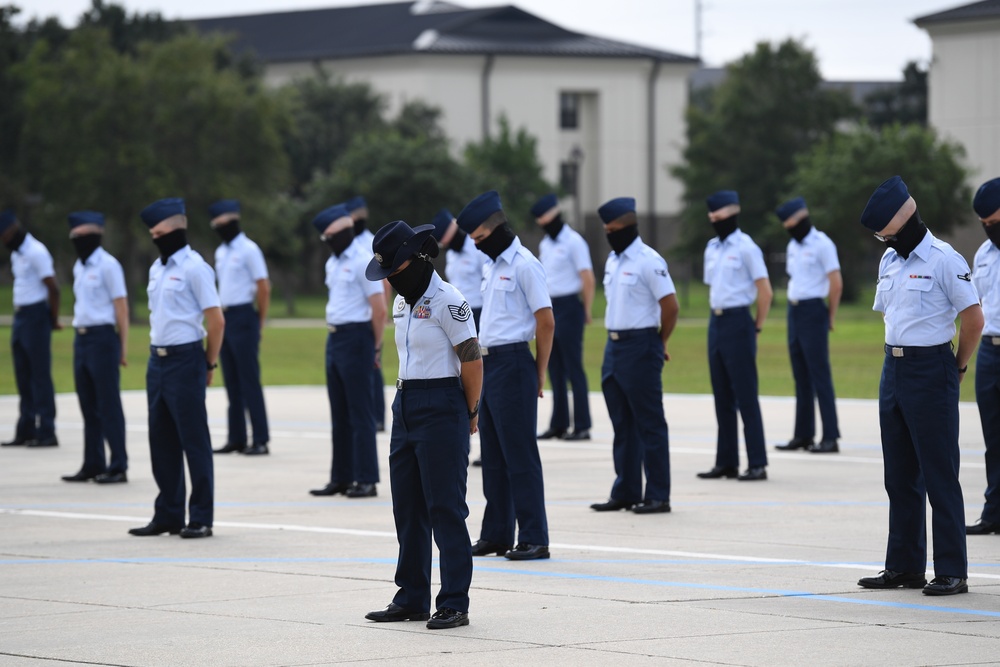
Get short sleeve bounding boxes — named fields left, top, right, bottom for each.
left=519, top=254, right=553, bottom=313
left=189, top=261, right=222, bottom=311
left=641, top=252, right=676, bottom=301
left=569, top=233, right=593, bottom=272
left=703, top=244, right=713, bottom=285
left=743, top=240, right=769, bottom=281
left=103, top=256, right=128, bottom=301
left=872, top=251, right=892, bottom=314
left=32, top=245, right=55, bottom=280
left=246, top=242, right=269, bottom=281
left=940, top=250, right=980, bottom=313
left=439, top=289, right=477, bottom=346
left=819, top=236, right=841, bottom=274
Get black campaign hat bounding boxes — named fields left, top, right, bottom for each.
left=366, top=221, right=436, bottom=281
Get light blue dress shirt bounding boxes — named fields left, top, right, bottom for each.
left=148, top=246, right=221, bottom=346
left=973, top=239, right=1000, bottom=336
left=539, top=225, right=592, bottom=298
left=445, top=234, right=485, bottom=309
left=704, top=230, right=769, bottom=310
left=324, top=242, right=384, bottom=325
left=786, top=228, right=840, bottom=301
left=72, top=247, right=127, bottom=327
left=11, top=233, right=55, bottom=307
left=392, top=272, right=477, bottom=380
left=214, top=232, right=269, bottom=307
left=603, top=237, right=676, bottom=331
left=479, top=237, right=552, bottom=347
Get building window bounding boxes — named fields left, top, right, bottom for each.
left=560, top=161, right=579, bottom=196
left=560, top=93, right=579, bottom=129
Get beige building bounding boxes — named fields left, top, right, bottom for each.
left=192, top=1, right=698, bottom=250
left=916, top=1, right=1000, bottom=256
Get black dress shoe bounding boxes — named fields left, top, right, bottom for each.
left=923, top=576, right=968, bottom=596
left=505, top=543, right=550, bottom=560
left=809, top=439, right=839, bottom=454
left=590, top=498, right=635, bottom=512
left=346, top=483, right=377, bottom=498
left=365, top=602, right=429, bottom=622
left=28, top=436, right=58, bottom=448
left=857, top=570, right=927, bottom=589
left=537, top=428, right=566, bottom=440
left=966, top=519, right=1000, bottom=535
left=775, top=437, right=812, bottom=451
left=180, top=524, right=213, bottom=539
left=697, top=466, right=739, bottom=479
left=309, top=482, right=351, bottom=496
left=471, top=539, right=511, bottom=556
left=471, top=457, right=482, bottom=467
left=242, top=443, right=269, bottom=456
left=426, top=607, right=469, bottom=629
left=61, top=470, right=99, bottom=482
left=129, top=521, right=182, bottom=536
left=94, top=471, right=127, bottom=484
left=213, top=442, right=246, bottom=454
left=631, top=499, right=671, bottom=514
left=1, top=436, right=34, bottom=447
left=376, top=421, right=385, bottom=433
left=738, top=467, right=767, bottom=481
left=563, top=430, right=591, bottom=441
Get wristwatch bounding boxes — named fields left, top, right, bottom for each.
left=207, top=361, right=218, bottom=371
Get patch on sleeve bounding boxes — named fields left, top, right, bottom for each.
left=448, top=302, right=472, bottom=322
left=957, top=272, right=971, bottom=282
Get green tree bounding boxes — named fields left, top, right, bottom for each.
left=787, top=123, right=969, bottom=301
left=863, top=61, right=927, bottom=129
left=463, top=115, right=555, bottom=230
left=672, top=40, right=856, bottom=260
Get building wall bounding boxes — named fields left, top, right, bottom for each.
left=263, top=54, right=695, bottom=226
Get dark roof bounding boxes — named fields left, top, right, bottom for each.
left=914, top=0, right=1000, bottom=27
left=188, top=1, right=698, bottom=64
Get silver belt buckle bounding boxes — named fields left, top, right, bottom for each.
left=992, top=337, right=1000, bottom=346
left=609, top=331, right=620, bottom=341
left=713, top=308, right=723, bottom=316
left=891, top=347, right=904, bottom=358
left=222, top=306, right=229, bottom=312
left=790, top=299, right=799, bottom=306
left=156, top=347, right=168, bottom=357
left=77, top=327, right=88, bottom=335
left=395, top=379, right=404, bottom=390
left=327, top=324, right=338, bottom=333
left=480, top=346, right=490, bottom=356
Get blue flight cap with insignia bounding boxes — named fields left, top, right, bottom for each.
left=706, top=190, right=739, bottom=212
left=860, top=176, right=910, bottom=232
left=345, top=196, right=367, bottom=213
left=530, top=193, right=558, bottom=218
left=366, top=221, right=436, bottom=281
left=456, top=190, right=502, bottom=234
left=430, top=207, right=454, bottom=241
left=973, top=178, right=1000, bottom=219
left=208, top=199, right=240, bottom=219
left=775, top=197, right=807, bottom=222
left=598, top=197, right=636, bottom=224
left=0, top=208, right=16, bottom=234
left=312, top=204, right=351, bottom=235
left=68, top=211, right=106, bottom=229
left=140, top=198, right=185, bottom=228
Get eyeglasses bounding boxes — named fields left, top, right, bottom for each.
left=873, top=232, right=897, bottom=243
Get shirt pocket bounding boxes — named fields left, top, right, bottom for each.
left=903, top=277, right=933, bottom=309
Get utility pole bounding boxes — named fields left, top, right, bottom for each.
left=695, top=0, right=703, bottom=60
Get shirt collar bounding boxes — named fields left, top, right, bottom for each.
left=82, top=246, right=106, bottom=267
left=909, top=230, right=935, bottom=262
left=13, top=232, right=35, bottom=255
left=164, top=245, right=193, bottom=268
left=617, top=235, right=642, bottom=258
left=496, top=235, right=522, bottom=265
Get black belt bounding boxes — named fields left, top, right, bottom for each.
left=608, top=327, right=657, bottom=341
left=480, top=341, right=529, bottom=356
left=711, top=306, right=750, bottom=316
left=76, top=324, right=115, bottom=335
left=983, top=335, right=1000, bottom=346
left=222, top=303, right=254, bottom=312
left=150, top=341, right=203, bottom=357
left=396, top=377, right=461, bottom=390
left=789, top=298, right=823, bottom=306
left=884, top=342, right=952, bottom=358
left=327, top=322, right=371, bottom=333
left=13, top=300, right=47, bottom=313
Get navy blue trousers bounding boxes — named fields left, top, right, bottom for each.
left=219, top=304, right=269, bottom=445
left=373, top=363, right=385, bottom=428
left=326, top=325, right=379, bottom=484
left=389, top=384, right=472, bottom=613
left=601, top=329, right=670, bottom=503
left=787, top=300, right=840, bottom=441
left=146, top=343, right=214, bottom=528
left=471, top=307, right=482, bottom=332
left=478, top=345, right=549, bottom=546
left=11, top=301, right=56, bottom=441
left=548, top=295, right=591, bottom=432
left=74, top=326, right=126, bottom=475
left=708, top=308, right=767, bottom=468
left=880, top=344, right=966, bottom=578
left=975, top=339, right=1000, bottom=524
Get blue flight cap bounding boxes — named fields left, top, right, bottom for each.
left=706, top=190, right=739, bottom=212
left=0, top=208, right=16, bottom=234
left=430, top=207, right=454, bottom=241
left=208, top=199, right=240, bottom=219
left=312, top=204, right=351, bottom=235
left=530, top=193, right=558, bottom=218
left=775, top=197, right=807, bottom=222
left=860, top=176, right=910, bottom=232
left=345, top=196, right=367, bottom=213
left=366, top=221, right=436, bottom=281
left=598, top=197, right=636, bottom=224
left=140, top=198, right=185, bottom=228
left=456, top=190, right=502, bottom=234
left=973, top=178, right=1000, bottom=219
left=68, top=211, right=106, bottom=229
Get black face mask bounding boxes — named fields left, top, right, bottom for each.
left=787, top=216, right=812, bottom=243
left=389, top=257, right=435, bottom=305
left=885, top=209, right=928, bottom=260
left=712, top=215, right=739, bottom=241
left=214, top=220, right=241, bottom=244
left=984, top=222, right=1000, bottom=248
left=475, top=223, right=516, bottom=261
left=354, top=217, right=367, bottom=237
left=72, top=234, right=102, bottom=262
left=447, top=228, right=467, bottom=253
left=606, top=224, right=639, bottom=255
left=542, top=213, right=564, bottom=240
left=153, top=228, right=188, bottom=264
left=324, top=228, right=355, bottom=257
left=4, top=227, right=26, bottom=252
